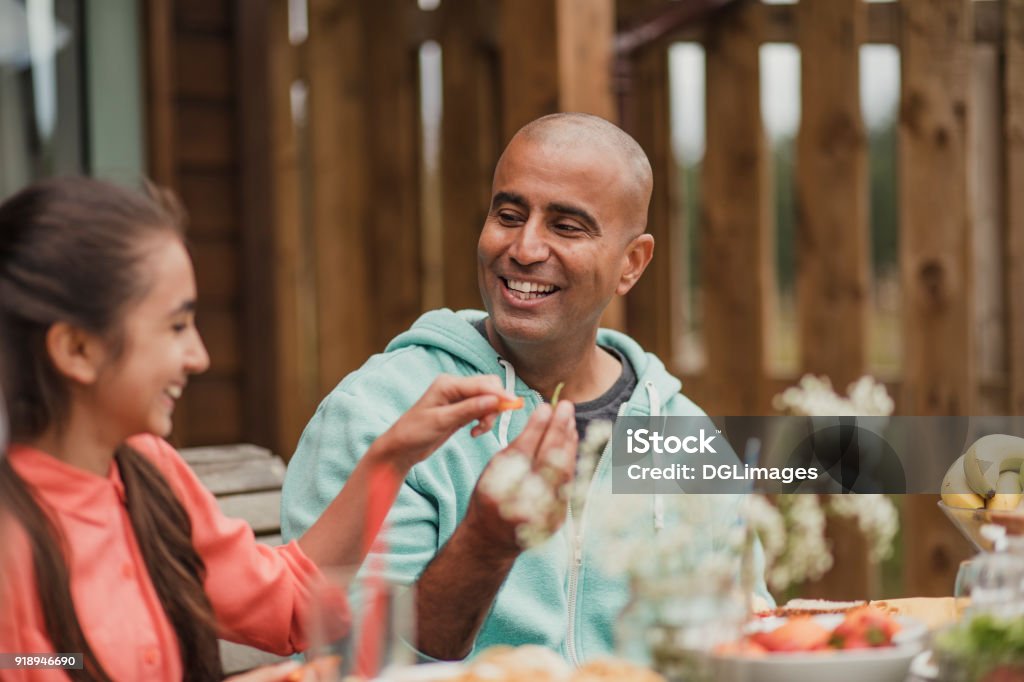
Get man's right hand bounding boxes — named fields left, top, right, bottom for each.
left=462, top=400, right=579, bottom=558
left=415, top=398, right=578, bottom=660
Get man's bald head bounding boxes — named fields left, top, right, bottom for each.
left=504, top=113, right=654, bottom=238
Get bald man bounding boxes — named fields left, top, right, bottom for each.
left=282, top=113, right=770, bottom=663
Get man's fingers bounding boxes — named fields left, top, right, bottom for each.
left=534, top=400, right=577, bottom=485
left=503, top=403, right=553, bottom=456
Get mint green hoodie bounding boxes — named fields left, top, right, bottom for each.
left=281, top=309, right=771, bottom=663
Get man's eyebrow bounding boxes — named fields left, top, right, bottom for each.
left=491, top=191, right=528, bottom=211
left=548, top=202, right=600, bottom=234
left=169, top=300, right=197, bottom=316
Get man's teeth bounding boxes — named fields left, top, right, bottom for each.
left=166, top=386, right=183, bottom=399
left=506, top=279, right=556, bottom=295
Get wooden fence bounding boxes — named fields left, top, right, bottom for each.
left=202, top=0, right=1024, bottom=600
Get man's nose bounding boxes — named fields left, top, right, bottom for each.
left=508, top=219, right=549, bottom=265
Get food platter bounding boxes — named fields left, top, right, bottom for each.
left=709, top=614, right=927, bottom=682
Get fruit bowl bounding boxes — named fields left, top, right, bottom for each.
left=938, top=501, right=1024, bottom=552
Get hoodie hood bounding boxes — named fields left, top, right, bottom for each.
left=385, top=308, right=683, bottom=418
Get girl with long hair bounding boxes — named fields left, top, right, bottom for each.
left=0, top=176, right=519, bottom=681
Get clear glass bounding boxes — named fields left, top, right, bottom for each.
left=306, top=566, right=416, bottom=681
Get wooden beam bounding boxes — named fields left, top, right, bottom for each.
left=306, top=0, right=376, bottom=394
left=265, top=0, right=318, bottom=457
left=660, top=0, right=1003, bottom=47
left=701, top=1, right=769, bottom=415
left=439, top=0, right=501, bottom=312
left=794, top=0, right=871, bottom=600
left=1007, top=0, right=1024, bottom=415
left=795, top=0, right=869, bottom=390
left=619, top=0, right=676, bottom=365
left=365, top=0, right=423, bottom=349
left=144, top=0, right=176, bottom=189
left=899, top=0, right=975, bottom=597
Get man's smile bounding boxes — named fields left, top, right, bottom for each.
left=499, top=276, right=562, bottom=303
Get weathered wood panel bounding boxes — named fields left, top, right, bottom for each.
left=181, top=375, right=243, bottom=445
left=217, top=491, right=282, bottom=535
left=197, top=307, right=241, bottom=375
left=145, top=0, right=176, bottom=189
left=177, top=0, right=231, bottom=33
left=619, top=0, right=676, bottom=365
left=365, top=0, right=424, bottom=349
left=307, top=0, right=376, bottom=395
left=266, top=0, right=318, bottom=455
left=191, top=238, right=240, bottom=304
left=900, top=0, right=976, bottom=597
left=177, top=102, right=235, bottom=168
left=498, top=0, right=559, bottom=143
left=796, top=0, right=869, bottom=392
left=440, top=0, right=500, bottom=313
left=701, top=1, right=769, bottom=416
left=175, top=35, right=233, bottom=101
left=190, top=457, right=285, bottom=496
left=179, top=172, right=238, bottom=237
left=1007, top=0, right=1024, bottom=415
left=795, top=0, right=871, bottom=600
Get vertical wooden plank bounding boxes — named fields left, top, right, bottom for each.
left=144, top=0, right=176, bottom=188
left=795, top=0, right=871, bottom=600
left=971, top=46, right=1006, bottom=394
left=365, top=0, right=423, bottom=349
left=266, top=0, right=318, bottom=457
left=236, top=0, right=279, bottom=452
left=619, top=0, right=675, bottom=365
left=306, top=0, right=376, bottom=395
left=557, top=0, right=616, bottom=120
left=701, top=2, right=768, bottom=415
left=900, top=0, right=975, bottom=597
left=498, top=0, right=559, bottom=143
left=440, top=0, right=501, bottom=312
left=796, top=0, right=869, bottom=391
left=1007, top=0, right=1024, bottom=415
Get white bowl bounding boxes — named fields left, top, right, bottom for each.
left=709, top=614, right=927, bottom=682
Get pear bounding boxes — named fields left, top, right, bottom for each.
left=963, top=435, right=1024, bottom=499
left=987, top=470, right=1024, bottom=511
left=940, top=454, right=985, bottom=510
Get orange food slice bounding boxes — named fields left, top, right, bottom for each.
left=496, top=396, right=525, bottom=412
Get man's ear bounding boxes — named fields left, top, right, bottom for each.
left=45, top=322, right=106, bottom=385
left=616, top=233, right=655, bottom=296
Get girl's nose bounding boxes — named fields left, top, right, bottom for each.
left=186, top=331, right=211, bottom=374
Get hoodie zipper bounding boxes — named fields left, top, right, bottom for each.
left=565, top=401, right=629, bottom=667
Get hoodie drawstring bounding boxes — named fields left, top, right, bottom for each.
left=497, top=358, right=516, bottom=449
left=645, top=380, right=665, bottom=531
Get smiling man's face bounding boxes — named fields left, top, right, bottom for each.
left=477, top=132, right=648, bottom=348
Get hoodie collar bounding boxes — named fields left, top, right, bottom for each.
left=386, top=308, right=683, bottom=415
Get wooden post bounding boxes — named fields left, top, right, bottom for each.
left=266, top=0, right=318, bottom=456
left=795, top=0, right=872, bottom=600
left=618, top=0, right=676, bottom=365
left=795, top=0, right=869, bottom=392
left=1007, top=0, right=1024, bottom=415
left=439, top=0, right=501, bottom=312
left=364, top=0, right=423, bottom=349
left=701, top=1, right=769, bottom=416
left=900, top=0, right=976, bottom=597
left=306, top=0, right=375, bottom=395
left=497, top=0, right=623, bottom=329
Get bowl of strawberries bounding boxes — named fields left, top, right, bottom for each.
left=710, top=606, right=926, bottom=682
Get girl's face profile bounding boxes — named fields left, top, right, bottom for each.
left=91, top=234, right=209, bottom=439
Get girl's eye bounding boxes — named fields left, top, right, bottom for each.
left=172, top=320, right=190, bottom=333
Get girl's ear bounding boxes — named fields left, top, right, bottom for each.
left=45, top=322, right=106, bottom=385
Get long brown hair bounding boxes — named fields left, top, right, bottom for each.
left=0, top=177, right=223, bottom=680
